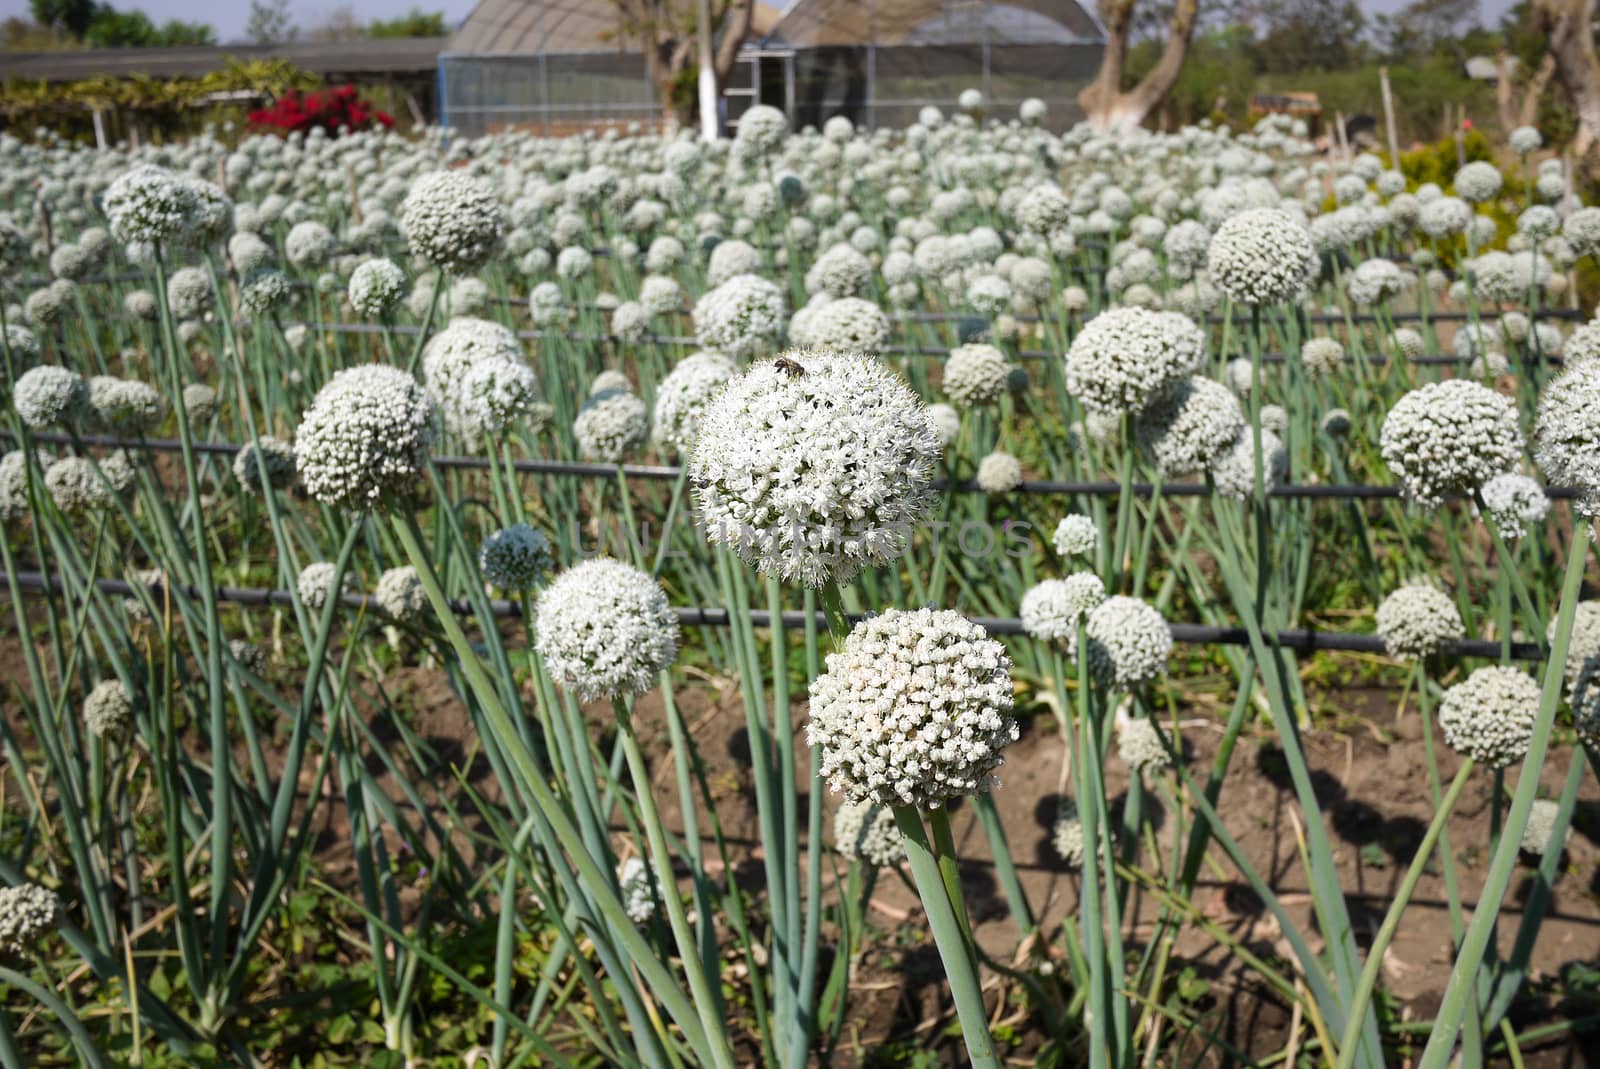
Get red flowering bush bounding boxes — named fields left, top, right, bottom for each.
left=248, top=85, right=394, bottom=136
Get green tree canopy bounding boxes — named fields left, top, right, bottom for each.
left=369, top=8, right=446, bottom=38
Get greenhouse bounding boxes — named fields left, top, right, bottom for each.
left=437, top=0, right=1106, bottom=136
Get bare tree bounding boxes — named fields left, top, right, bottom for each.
left=1496, top=48, right=1557, bottom=134
left=612, top=0, right=756, bottom=130
left=1079, top=0, right=1201, bottom=133
left=1535, top=0, right=1600, bottom=170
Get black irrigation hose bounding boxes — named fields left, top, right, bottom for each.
left=288, top=321, right=1567, bottom=367
left=0, top=570, right=1547, bottom=662
left=13, top=429, right=1579, bottom=500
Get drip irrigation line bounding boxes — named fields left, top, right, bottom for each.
left=14, top=430, right=1576, bottom=500
left=0, top=570, right=1547, bottom=662
left=287, top=321, right=1547, bottom=368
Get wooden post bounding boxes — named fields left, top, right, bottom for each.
left=91, top=107, right=108, bottom=151
left=1455, top=114, right=1467, bottom=167
left=1379, top=66, right=1401, bottom=166
left=1333, top=109, right=1350, bottom=162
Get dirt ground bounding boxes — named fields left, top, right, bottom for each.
left=4, top=612, right=1598, bottom=1066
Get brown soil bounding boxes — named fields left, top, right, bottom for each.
left=4, top=610, right=1598, bottom=1066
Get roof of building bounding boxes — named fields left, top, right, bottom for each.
left=445, top=0, right=784, bottom=56
left=0, top=36, right=446, bottom=83
left=767, top=0, right=1106, bottom=48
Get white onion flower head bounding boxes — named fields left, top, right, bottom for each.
left=975, top=450, right=1023, bottom=494
left=807, top=607, right=1017, bottom=810
left=0, top=883, right=63, bottom=958
left=1453, top=161, right=1502, bottom=204
left=297, top=562, right=351, bottom=612
left=1020, top=573, right=1106, bottom=646
left=102, top=164, right=199, bottom=246
left=944, top=343, right=1011, bottom=408
left=574, top=389, right=648, bottom=463
left=294, top=365, right=434, bottom=511
left=533, top=557, right=678, bottom=702
left=926, top=402, right=961, bottom=447
left=692, top=274, right=787, bottom=360
left=1376, top=583, right=1463, bottom=661
left=348, top=258, right=408, bottom=318
left=802, top=297, right=891, bottom=357
left=83, top=679, right=135, bottom=742
left=284, top=220, right=335, bottom=269
left=375, top=566, right=429, bottom=623
left=166, top=266, right=214, bottom=320
left=651, top=351, right=738, bottom=455
left=1086, top=595, right=1172, bottom=691
left=1380, top=380, right=1523, bottom=508
left=1478, top=472, right=1550, bottom=540
left=44, top=457, right=111, bottom=516
left=1053, top=515, right=1098, bottom=557
left=1136, top=376, right=1244, bottom=477
left=1509, top=126, right=1542, bottom=154
left=15, top=366, right=87, bottom=428
left=1439, top=666, right=1540, bottom=768
left=690, top=350, right=939, bottom=586
left=618, top=857, right=655, bottom=924
left=479, top=523, right=553, bottom=591
left=833, top=800, right=905, bottom=867
left=1118, top=716, right=1171, bottom=777
left=1301, top=337, right=1345, bottom=376
left=1207, top=208, right=1318, bottom=306
left=1052, top=801, right=1084, bottom=868
left=1345, top=258, right=1406, bottom=306
left=233, top=436, right=296, bottom=492
left=1533, top=359, right=1600, bottom=514
left=1064, top=307, right=1205, bottom=418
left=401, top=171, right=506, bottom=273
left=1518, top=799, right=1570, bottom=856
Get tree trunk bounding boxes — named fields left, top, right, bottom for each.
left=1497, top=49, right=1557, bottom=134
left=1078, top=0, right=1199, bottom=133
left=1536, top=0, right=1600, bottom=172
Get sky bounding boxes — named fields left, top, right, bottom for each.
left=0, top=0, right=1526, bottom=47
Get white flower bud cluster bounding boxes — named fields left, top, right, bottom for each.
left=294, top=365, right=434, bottom=511
left=1206, top=208, right=1319, bottom=306
left=1118, top=716, right=1172, bottom=776
left=479, top=523, right=553, bottom=591
left=15, top=365, right=87, bottom=428
left=1209, top=426, right=1288, bottom=500
left=1064, top=307, right=1205, bottom=418
left=943, top=343, right=1011, bottom=408
left=807, top=607, right=1017, bottom=810
left=1376, top=583, right=1463, bottom=661
left=1518, top=798, right=1570, bottom=856
left=400, top=171, right=506, bottom=273
left=796, top=298, right=891, bottom=356
left=233, top=435, right=297, bottom=493
left=574, top=389, right=648, bottom=463
left=1086, top=595, right=1172, bottom=691
left=1300, top=337, right=1346, bottom=376
left=975, top=450, right=1023, bottom=493
left=1020, top=573, right=1106, bottom=647
left=1053, top=515, right=1098, bottom=557
left=422, top=317, right=539, bottom=449
left=1534, top=360, right=1600, bottom=514
left=690, top=350, right=938, bottom=586
left=83, top=678, right=135, bottom=742
left=45, top=456, right=112, bottom=516
left=348, top=258, right=408, bottom=318
left=533, top=557, right=678, bottom=702
left=650, top=351, right=737, bottom=456
left=805, top=244, right=872, bottom=298
left=1478, top=472, right=1550, bottom=540
left=0, top=883, right=63, bottom=958
left=1380, top=380, right=1522, bottom=508
left=618, top=857, right=656, bottom=924
left=1052, top=800, right=1084, bottom=868
left=1136, top=376, right=1244, bottom=478
left=298, top=562, right=351, bottom=612
left=374, top=565, right=429, bottom=623
left=166, top=266, right=214, bottom=320
left=1439, top=665, right=1541, bottom=768
left=832, top=800, right=905, bottom=868
left=692, top=274, right=787, bottom=359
